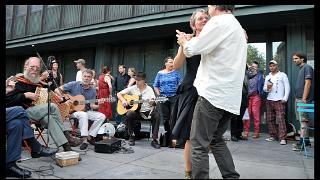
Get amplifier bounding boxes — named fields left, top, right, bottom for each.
left=94, top=137, right=122, bottom=154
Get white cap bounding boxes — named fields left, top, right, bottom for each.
left=268, top=60, right=278, bottom=65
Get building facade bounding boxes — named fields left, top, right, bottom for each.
left=6, top=5, right=314, bottom=131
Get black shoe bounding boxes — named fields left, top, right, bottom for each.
left=6, top=163, right=32, bottom=178
left=129, top=135, right=135, bottom=146
left=31, top=145, right=58, bottom=158
left=80, top=143, right=88, bottom=150
left=151, top=139, right=161, bottom=149
left=231, top=136, right=238, bottom=142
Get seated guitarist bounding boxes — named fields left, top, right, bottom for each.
left=117, top=72, right=161, bottom=149
left=55, top=69, right=106, bottom=150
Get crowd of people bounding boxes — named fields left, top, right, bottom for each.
left=5, top=5, right=314, bottom=179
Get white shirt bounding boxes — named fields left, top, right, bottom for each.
left=76, top=70, right=82, bottom=82
left=263, top=71, right=290, bottom=101
left=119, top=84, right=156, bottom=112
left=183, top=14, right=247, bottom=115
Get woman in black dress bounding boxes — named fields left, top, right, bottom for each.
left=170, top=9, right=209, bottom=179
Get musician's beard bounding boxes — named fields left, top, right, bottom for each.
left=24, top=71, right=40, bottom=84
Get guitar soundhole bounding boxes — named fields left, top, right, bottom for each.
left=74, top=101, right=79, bottom=106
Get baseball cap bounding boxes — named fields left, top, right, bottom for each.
left=74, top=59, right=86, bottom=65
left=268, top=60, right=278, bottom=65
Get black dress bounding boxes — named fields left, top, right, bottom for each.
left=170, top=55, right=200, bottom=145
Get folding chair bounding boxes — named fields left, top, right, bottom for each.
left=30, top=119, right=49, bottom=147
left=22, top=120, right=49, bottom=155
left=296, top=102, right=314, bottom=158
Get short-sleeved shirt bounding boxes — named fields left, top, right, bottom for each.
left=119, top=84, right=155, bottom=112
left=63, top=81, right=96, bottom=111
left=153, top=70, right=181, bottom=97
left=295, top=63, right=314, bottom=102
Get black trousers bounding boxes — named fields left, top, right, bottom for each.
left=125, top=110, right=160, bottom=140
left=160, top=96, right=177, bottom=132
left=230, top=103, right=247, bottom=138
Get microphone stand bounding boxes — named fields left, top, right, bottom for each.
left=31, top=45, right=68, bottom=146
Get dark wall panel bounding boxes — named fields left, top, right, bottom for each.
left=82, top=5, right=105, bottom=25
left=107, top=5, right=132, bottom=21
left=6, top=19, right=12, bottom=40
left=61, top=5, right=81, bottom=29
left=27, top=11, right=42, bottom=35
left=44, top=6, right=61, bottom=33
left=13, top=16, right=26, bottom=38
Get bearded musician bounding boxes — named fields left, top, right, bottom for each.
left=6, top=57, right=82, bottom=152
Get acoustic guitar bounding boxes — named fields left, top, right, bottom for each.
left=64, top=94, right=116, bottom=112
left=117, top=94, right=168, bottom=115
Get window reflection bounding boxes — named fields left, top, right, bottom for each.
left=272, top=41, right=286, bottom=72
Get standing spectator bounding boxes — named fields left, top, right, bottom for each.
left=264, top=60, right=290, bottom=145
left=114, top=65, right=130, bottom=93
left=40, top=56, right=63, bottom=91
left=114, top=65, right=130, bottom=124
left=98, top=66, right=113, bottom=120
left=177, top=5, right=246, bottom=179
left=243, top=61, right=265, bottom=139
left=170, top=8, right=209, bottom=179
left=127, top=67, right=137, bottom=87
left=74, top=59, right=86, bottom=82
left=292, top=52, right=314, bottom=151
left=153, top=57, right=182, bottom=146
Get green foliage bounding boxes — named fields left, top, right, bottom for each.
left=247, top=44, right=266, bottom=74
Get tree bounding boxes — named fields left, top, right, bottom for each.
left=247, top=44, right=266, bottom=74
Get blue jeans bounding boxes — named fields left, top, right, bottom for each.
left=6, top=106, right=34, bottom=164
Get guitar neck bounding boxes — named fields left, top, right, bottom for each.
left=83, top=98, right=112, bottom=104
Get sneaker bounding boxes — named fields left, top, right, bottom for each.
left=80, top=142, right=88, bottom=150
left=280, top=140, right=286, bottom=145
left=151, top=139, right=161, bottom=149
left=265, top=137, right=276, bottom=142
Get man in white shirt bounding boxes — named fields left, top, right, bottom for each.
left=176, top=5, right=246, bottom=179
left=117, top=72, right=161, bottom=149
left=74, top=59, right=87, bottom=81
left=264, top=60, right=290, bottom=145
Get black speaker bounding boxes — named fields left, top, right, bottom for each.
left=94, top=137, right=122, bottom=154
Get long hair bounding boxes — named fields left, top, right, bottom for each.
left=293, top=52, right=307, bottom=62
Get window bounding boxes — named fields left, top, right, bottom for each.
left=272, top=41, right=286, bottom=72
left=6, top=5, right=13, bottom=19
left=306, top=27, right=314, bottom=69
left=31, top=5, right=43, bottom=13
left=247, top=43, right=266, bottom=75
left=15, top=5, right=27, bottom=16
